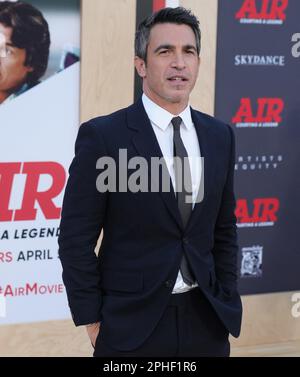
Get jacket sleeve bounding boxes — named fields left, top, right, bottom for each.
left=58, top=121, right=108, bottom=326
left=211, top=124, right=239, bottom=291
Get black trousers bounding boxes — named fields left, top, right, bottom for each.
left=94, top=287, right=230, bottom=357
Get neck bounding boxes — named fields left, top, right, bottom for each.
left=143, top=89, right=189, bottom=115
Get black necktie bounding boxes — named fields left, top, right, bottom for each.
left=172, top=116, right=195, bottom=286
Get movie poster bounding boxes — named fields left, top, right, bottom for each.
left=0, top=0, right=81, bottom=324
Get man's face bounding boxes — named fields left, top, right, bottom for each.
left=135, top=23, right=200, bottom=111
left=0, top=23, right=33, bottom=96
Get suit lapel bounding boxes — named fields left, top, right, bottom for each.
left=126, top=99, right=217, bottom=232
left=126, top=99, right=183, bottom=230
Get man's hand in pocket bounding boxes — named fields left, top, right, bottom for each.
left=86, top=322, right=101, bottom=348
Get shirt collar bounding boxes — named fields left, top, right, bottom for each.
left=142, top=93, right=193, bottom=131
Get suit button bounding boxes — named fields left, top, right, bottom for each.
left=165, top=280, right=173, bottom=288
left=182, top=237, right=189, bottom=245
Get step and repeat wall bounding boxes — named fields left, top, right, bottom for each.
left=215, top=0, right=300, bottom=295
left=0, top=0, right=299, bottom=356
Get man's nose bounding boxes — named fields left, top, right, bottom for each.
left=170, top=52, right=186, bottom=70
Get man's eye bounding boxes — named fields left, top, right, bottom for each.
left=186, top=50, right=195, bottom=54
left=159, top=50, right=169, bottom=54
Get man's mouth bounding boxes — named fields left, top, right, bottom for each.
left=167, top=76, right=188, bottom=82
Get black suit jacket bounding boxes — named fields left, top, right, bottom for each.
left=58, top=98, right=243, bottom=351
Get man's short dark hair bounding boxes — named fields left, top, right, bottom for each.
left=135, top=7, right=201, bottom=63
left=0, top=1, right=50, bottom=84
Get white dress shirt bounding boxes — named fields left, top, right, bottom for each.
left=142, top=93, right=202, bottom=294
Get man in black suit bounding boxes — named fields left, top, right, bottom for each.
left=58, top=7, right=242, bottom=357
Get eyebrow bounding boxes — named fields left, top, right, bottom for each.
left=154, top=44, right=197, bottom=53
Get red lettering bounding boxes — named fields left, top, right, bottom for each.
left=265, top=98, right=284, bottom=122
left=26, top=283, right=38, bottom=295
left=236, top=0, right=258, bottom=19
left=4, top=285, right=13, bottom=296
left=256, top=98, right=269, bottom=121
left=18, top=287, right=25, bottom=296
left=14, top=162, right=66, bottom=221
left=0, top=163, right=21, bottom=221
left=236, top=198, right=279, bottom=223
left=39, top=285, right=47, bottom=294
left=0, top=252, right=13, bottom=263
left=235, top=199, right=253, bottom=223
left=0, top=162, right=66, bottom=222
left=259, top=0, right=271, bottom=18
left=47, top=285, right=55, bottom=294
left=269, top=0, right=288, bottom=20
left=251, top=198, right=263, bottom=222
left=232, top=98, right=255, bottom=123
left=153, top=0, right=165, bottom=12
left=2, top=283, right=65, bottom=297
left=236, top=0, right=288, bottom=20
left=232, top=98, right=284, bottom=123
left=259, top=198, right=279, bottom=221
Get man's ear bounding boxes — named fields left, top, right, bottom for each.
left=134, top=56, right=146, bottom=78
